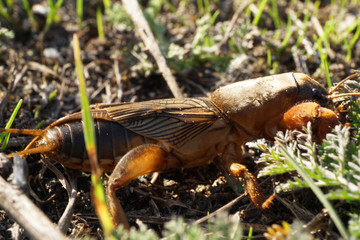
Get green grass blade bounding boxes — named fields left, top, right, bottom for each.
left=343, top=37, right=351, bottom=63
left=96, top=7, right=104, bottom=40
left=45, top=0, right=64, bottom=31
left=103, top=0, right=110, bottom=11
left=22, top=0, right=37, bottom=28
left=247, top=226, right=253, bottom=240
left=267, top=49, right=272, bottom=69
left=350, top=24, right=360, bottom=48
left=280, top=145, right=349, bottom=240
left=34, top=120, right=45, bottom=130
left=0, top=1, right=14, bottom=23
left=322, top=51, right=331, bottom=88
left=6, top=0, right=14, bottom=10
left=77, top=0, right=83, bottom=27
left=196, top=0, right=204, bottom=15
left=73, top=33, right=116, bottom=239
left=0, top=99, right=23, bottom=151
left=54, top=0, right=63, bottom=9
left=315, top=35, right=331, bottom=88
left=269, top=0, right=281, bottom=28
left=252, top=0, right=268, bottom=26
left=296, top=0, right=310, bottom=47
left=48, top=89, right=58, bottom=102
left=280, top=14, right=293, bottom=50
left=73, top=34, right=96, bottom=169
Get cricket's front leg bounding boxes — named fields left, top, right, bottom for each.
left=106, top=144, right=181, bottom=229
left=221, top=143, right=276, bottom=210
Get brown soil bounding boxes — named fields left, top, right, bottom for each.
left=1, top=1, right=359, bottom=239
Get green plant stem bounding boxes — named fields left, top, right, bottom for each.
left=103, top=0, right=110, bottom=11
left=350, top=24, right=360, bottom=47
left=73, top=33, right=98, bottom=175
left=280, top=14, right=293, bottom=50
left=73, top=33, right=116, bottom=239
left=197, top=0, right=204, bottom=15
left=270, top=0, right=280, bottom=28
left=0, top=1, right=14, bottom=23
left=48, top=89, right=58, bottom=101
left=253, top=0, right=268, bottom=26
left=0, top=99, right=22, bottom=151
left=96, top=7, right=104, bottom=40
left=22, top=0, right=37, bottom=28
left=323, top=53, right=331, bottom=87
left=76, top=0, right=83, bottom=27
left=296, top=0, right=309, bottom=47
left=45, top=0, right=64, bottom=31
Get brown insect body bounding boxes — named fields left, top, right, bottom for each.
left=2, top=72, right=348, bottom=229
left=210, top=72, right=329, bottom=139
left=37, top=118, right=156, bottom=172
left=26, top=73, right=329, bottom=169
left=24, top=98, right=231, bottom=172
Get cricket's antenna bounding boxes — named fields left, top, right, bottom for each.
left=0, top=128, right=44, bottom=136
left=7, top=144, right=58, bottom=159
left=328, top=92, right=360, bottom=100
left=327, top=72, right=360, bottom=100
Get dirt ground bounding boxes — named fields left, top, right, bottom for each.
left=1, top=0, right=360, bottom=239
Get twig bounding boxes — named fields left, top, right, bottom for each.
left=12, top=65, right=29, bottom=91
left=0, top=153, right=12, bottom=180
left=292, top=48, right=310, bottom=75
left=241, top=222, right=269, bottom=233
left=40, top=158, right=77, bottom=233
left=276, top=194, right=314, bottom=222
left=58, top=169, right=78, bottom=234
left=127, top=215, right=172, bottom=225
left=302, top=207, right=341, bottom=239
left=113, top=57, right=124, bottom=101
left=27, top=61, right=58, bottom=79
left=311, top=16, right=336, bottom=60
left=303, top=208, right=328, bottom=232
left=12, top=154, right=28, bottom=194
left=195, top=194, right=246, bottom=224
left=0, top=175, right=66, bottom=240
left=217, top=1, right=251, bottom=55
left=122, top=0, right=183, bottom=98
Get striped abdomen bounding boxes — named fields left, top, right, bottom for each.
left=35, top=120, right=155, bottom=172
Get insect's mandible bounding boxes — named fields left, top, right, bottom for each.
left=1, top=72, right=359, bottom=229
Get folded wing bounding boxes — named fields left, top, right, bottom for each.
left=97, top=98, right=222, bottom=147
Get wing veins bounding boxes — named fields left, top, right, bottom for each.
left=102, top=98, right=222, bottom=146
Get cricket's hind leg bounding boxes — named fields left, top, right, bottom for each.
left=106, top=144, right=182, bottom=229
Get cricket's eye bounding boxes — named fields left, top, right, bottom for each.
left=312, top=88, right=327, bottom=102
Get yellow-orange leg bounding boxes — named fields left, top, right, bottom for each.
left=279, top=102, right=340, bottom=143
left=106, top=144, right=181, bottom=229
left=220, top=143, right=275, bottom=209
left=230, top=163, right=276, bottom=209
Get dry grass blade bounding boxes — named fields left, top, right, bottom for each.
left=195, top=194, right=246, bottom=224
left=122, top=0, right=183, bottom=98
left=216, top=0, right=251, bottom=54
left=0, top=166, right=66, bottom=240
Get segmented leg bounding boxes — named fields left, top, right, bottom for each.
left=106, top=144, right=181, bottom=229
left=221, top=143, right=276, bottom=209
left=229, top=163, right=276, bottom=209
